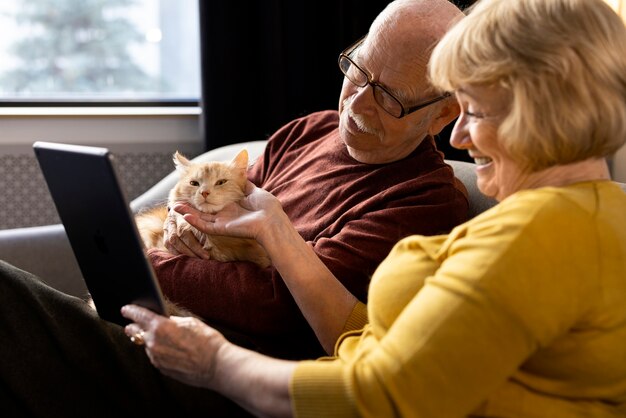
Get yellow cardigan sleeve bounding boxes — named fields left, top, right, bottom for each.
left=341, top=301, right=368, bottom=334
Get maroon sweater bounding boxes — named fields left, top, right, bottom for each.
left=151, top=110, right=468, bottom=358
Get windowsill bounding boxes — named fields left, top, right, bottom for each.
left=0, top=106, right=201, bottom=117
left=0, top=106, right=203, bottom=148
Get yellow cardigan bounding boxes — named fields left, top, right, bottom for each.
left=291, top=181, right=626, bottom=418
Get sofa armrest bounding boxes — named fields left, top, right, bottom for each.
left=0, top=224, right=87, bottom=297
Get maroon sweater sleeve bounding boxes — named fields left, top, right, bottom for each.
left=151, top=110, right=468, bottom=358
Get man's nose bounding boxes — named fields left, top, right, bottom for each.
left=350, top=83, right=377, bottom=113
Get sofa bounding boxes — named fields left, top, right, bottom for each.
left=1, top=140, right=622, bottom=298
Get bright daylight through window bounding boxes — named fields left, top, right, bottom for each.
left=0, top=0, right=200, bottom=103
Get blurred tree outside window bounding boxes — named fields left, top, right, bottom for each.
left=0, top=0, right=199, bottom=102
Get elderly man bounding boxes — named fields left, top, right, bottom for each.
left=0, top=0, right=465, bottom=416
left=152, top=0, right=467, bottom=360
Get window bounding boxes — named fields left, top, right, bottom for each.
left=604, top=0, right=626, bottom=20
left=0, top=0, right=200, bottom=104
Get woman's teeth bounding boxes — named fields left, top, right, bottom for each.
left=474, top=157, right=492, bottom=166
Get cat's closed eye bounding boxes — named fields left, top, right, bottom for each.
left=215, top=179, right=227, bottom=186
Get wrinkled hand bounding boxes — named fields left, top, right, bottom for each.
left=174, top=181, right=285, bottom=244
left=121, top=304, right=226, bottom=389
left=163, top=209, right=210, bottom=259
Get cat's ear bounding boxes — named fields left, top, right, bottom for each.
left=230, top=149, right=249, bottom=170
left=173, top=151, right=191, bottom=172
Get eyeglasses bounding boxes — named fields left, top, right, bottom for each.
left=338, top=36, right=450, bottom=118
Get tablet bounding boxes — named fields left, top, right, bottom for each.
left=33, top=141, right=166, bottom=326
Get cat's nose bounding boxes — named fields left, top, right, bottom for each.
left=201, top=191, right=210, bottom=198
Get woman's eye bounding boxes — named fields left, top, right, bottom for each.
left=464, top=109, right=484, bottom=119
left=189, top=180, right=200, bottom=187
left=215, top=179, right=227, bottom=186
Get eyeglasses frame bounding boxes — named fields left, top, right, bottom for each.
left=338, top=36, right=451, bottom=118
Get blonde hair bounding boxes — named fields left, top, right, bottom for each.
left=429, top=0, right=626, bottom=171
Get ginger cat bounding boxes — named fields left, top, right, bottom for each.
left=136, top=149, right=271, bottom=268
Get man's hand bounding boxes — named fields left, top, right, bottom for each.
left=162, top=209, right=210, bottom=259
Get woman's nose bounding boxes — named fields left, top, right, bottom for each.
left=449, top=116, right=472, bottom=150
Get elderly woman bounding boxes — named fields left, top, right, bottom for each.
left=124, top=0, right=626, bottom=416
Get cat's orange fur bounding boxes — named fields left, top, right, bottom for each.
left=135, top=149, right=271, bottom=268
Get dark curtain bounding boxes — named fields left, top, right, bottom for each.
left=454, top=0, right=479, bottom=9
left=198, top=0, right=476, bottom=163
left=432, top=0, right=477, bottom=162
left=198, top=1, right=390, bottom=151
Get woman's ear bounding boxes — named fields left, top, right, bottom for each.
left=428, top=99, right=460, bottom=137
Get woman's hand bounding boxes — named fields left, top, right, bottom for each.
left=121, top=304, right=225, bottom=388
left=174, top=181, right=287, bottom=246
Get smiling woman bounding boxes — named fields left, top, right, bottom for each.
left=430, top=0, right=626, bottom=201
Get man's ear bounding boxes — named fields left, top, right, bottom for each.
left=428, top=99, right=460, bottom=136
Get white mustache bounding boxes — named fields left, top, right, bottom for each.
left=343, top=97, right=379, bottom=136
